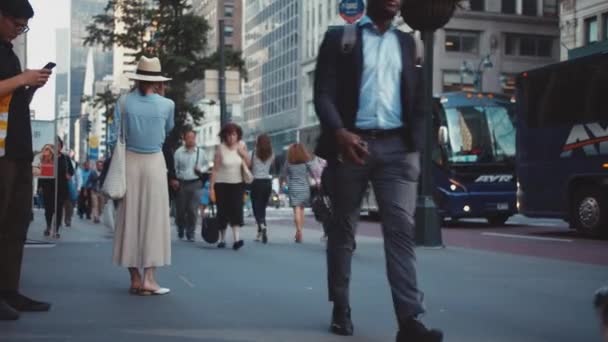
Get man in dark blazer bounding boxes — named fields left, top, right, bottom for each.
left=314, top=0, right=442, bottom=341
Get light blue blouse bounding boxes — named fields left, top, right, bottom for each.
left=110, top=92, right=175, bottom=154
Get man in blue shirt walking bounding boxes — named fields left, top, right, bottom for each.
left=314, top=0, right=442, bottom=341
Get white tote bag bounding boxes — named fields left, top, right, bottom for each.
left=102, top=96, right=127, bottom=200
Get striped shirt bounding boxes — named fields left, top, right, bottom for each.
left=251, top=154, right=274, bottom=180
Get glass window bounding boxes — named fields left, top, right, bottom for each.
left=224, top=4, right=234, bottom=18
left=604, top=13, right=608, bottom=40
left=537, top=38, right=553, bottom=57
left=521, top=55, right=608, bottom=128
left=502, top=0, right=516, bottom=14
left=522, top=0, right=537, bottom=16
left=585, top=17, right=598, bottom=44
left=469, top=0, right=484, bottom=11
left=442, top=70, right=475, bottom=92
left=543, top=0, right=557, bottom=17
left=520, top=36, right=536, bottom=56
left=445, top=30, right=479, bottom=53
left=504, top=34, right=554, bottom=58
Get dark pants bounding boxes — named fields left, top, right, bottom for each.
left=326, top=135, right=424, bottom=324
left=214, top=182, right=245, bottom=230
left=250, top=179, right=272, bottom=227
left=175, top=179, right=201, bottom=237
left=40, top=180, right=66, bottom=231
left=0, top=158, right=33, bottom=293
left=78, top=188, right=91, bottom=219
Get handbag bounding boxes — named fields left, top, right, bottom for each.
left=201, top=204, right=220, bottom=244
left=102, top=96, right=128, bottom=200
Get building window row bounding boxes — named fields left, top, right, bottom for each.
left=445, top=30, right=554, bottom=58
left=467, top=0, right=557, bottom=17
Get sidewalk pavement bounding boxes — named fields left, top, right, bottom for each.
left=2, top=209, right=606, bottom=341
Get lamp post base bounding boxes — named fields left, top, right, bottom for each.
left=415, top=195, right=443, bottom=247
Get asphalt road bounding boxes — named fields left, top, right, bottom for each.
left=1, top=209, right=606, bottom=342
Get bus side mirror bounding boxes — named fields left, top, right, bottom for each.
left=438, top=126, right=449, bottom=146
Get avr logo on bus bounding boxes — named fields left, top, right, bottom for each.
left=561, top=122, right=608, bottom=158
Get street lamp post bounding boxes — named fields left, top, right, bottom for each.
left=401, top=0, right=464, bottom=246
left=460, top=54, right=494, bottom=92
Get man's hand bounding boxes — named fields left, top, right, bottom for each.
left=335, top=128, right=369, bottom=165
left=169, top=179, right=180, bottom=191
left=20, top=69, right=52, bottom=88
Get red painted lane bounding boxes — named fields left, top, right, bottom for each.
left=270, top=217, right=608, bottom=266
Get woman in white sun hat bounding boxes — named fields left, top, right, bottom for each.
left=110, top=56, right=174, bottom=296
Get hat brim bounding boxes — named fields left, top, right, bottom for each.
left=125, top=73, right=172, bottom=82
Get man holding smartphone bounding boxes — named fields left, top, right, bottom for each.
left=0, top=0, right=53, bottom=320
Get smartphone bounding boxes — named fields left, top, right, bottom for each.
left=43, top=62, right=56, bottom=70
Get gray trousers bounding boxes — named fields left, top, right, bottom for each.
left=0, top=159, right=32, bottom=293
left=326, top=135, right=425, bottom=323
left=175, top=180, right=201, bottom=236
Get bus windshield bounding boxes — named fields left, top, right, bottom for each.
left=444, top=104, right=515, bottom=164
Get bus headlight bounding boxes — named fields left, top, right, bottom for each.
left=448, top=179, right=467, bottom=192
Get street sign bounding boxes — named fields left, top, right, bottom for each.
left=339, top=0, right=365, bottom=24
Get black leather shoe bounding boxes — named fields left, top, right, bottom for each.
left=0, top=299, right=19, bottom=320
left=330, top=305, right=354, bottom=336
left=233, top=240, right=244, bottom=250
left=396, top=318, right=443, bottom=342
left=3, top=293, right=51, bottom=312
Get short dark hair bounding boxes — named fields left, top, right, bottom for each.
left=218, top=123, right=243, bottom=143
left=0, top=0, right=34, bottom=19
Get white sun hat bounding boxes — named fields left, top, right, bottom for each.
left=125, top=56, right=172, bottom=82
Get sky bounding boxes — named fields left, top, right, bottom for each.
left=27, top=0, right=70, bottom=121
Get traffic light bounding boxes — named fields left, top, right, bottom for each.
left=85, top=119, right=91, bottom=133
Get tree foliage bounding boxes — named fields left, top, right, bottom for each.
left=85, top=0, right=245, bottom=146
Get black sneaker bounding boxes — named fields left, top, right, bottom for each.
left=0, top=299, right=19, bottom=320
left=3, top=293, right=51, bottom=312
left=178, top=230, right=184, bottom=240
left=233, top=240, right=244, bottom=250
left=330, top=305, right=353, bottom=336
left=186, top=235, right=195, bottom=242
left=396, top=318, right=443, bottom=342
left=217, top=242, right=226, bottom=249
left=261, top=229, right=268, bottom=244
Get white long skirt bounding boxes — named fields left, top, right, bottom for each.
left=112, top=150, right=171, bottom=268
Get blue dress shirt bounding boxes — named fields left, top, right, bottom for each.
left=109, top=92, right=175, bottom=154
left=356, top=16, right=403, bottom=130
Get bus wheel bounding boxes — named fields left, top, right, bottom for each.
left=486, top=215, right=510, bottom=226
left=572, top=187, right=607, bottom=238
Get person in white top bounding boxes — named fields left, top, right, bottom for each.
left=247, top=134, right=275, bottom=243
left=173, top=129, right=207, bottom=241
left=209, top=123, right=251, bottom=250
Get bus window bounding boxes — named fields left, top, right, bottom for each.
left=443, top=103, right=516, bottom=164
left=523, top=56, right=608, bottom=128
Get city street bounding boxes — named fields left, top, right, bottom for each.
left=1, top=208, right=606, bottom=341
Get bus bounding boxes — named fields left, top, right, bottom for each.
left=516, top=53, right=608, bottom=238
left=362, top=92, right=518, bottom=225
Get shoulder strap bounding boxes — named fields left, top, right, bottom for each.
left=341, top=24, right=358, bottom=54
left=195, top=147, right=200, bottom=165
left=118, top=95, right=128, bottom=143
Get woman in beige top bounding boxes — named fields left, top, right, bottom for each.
left=210, top=123, right=250, bottom=250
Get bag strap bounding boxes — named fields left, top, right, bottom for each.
left=118, top=95, right=128, bottom=143
left=341, top=24, right=358, bottom=54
